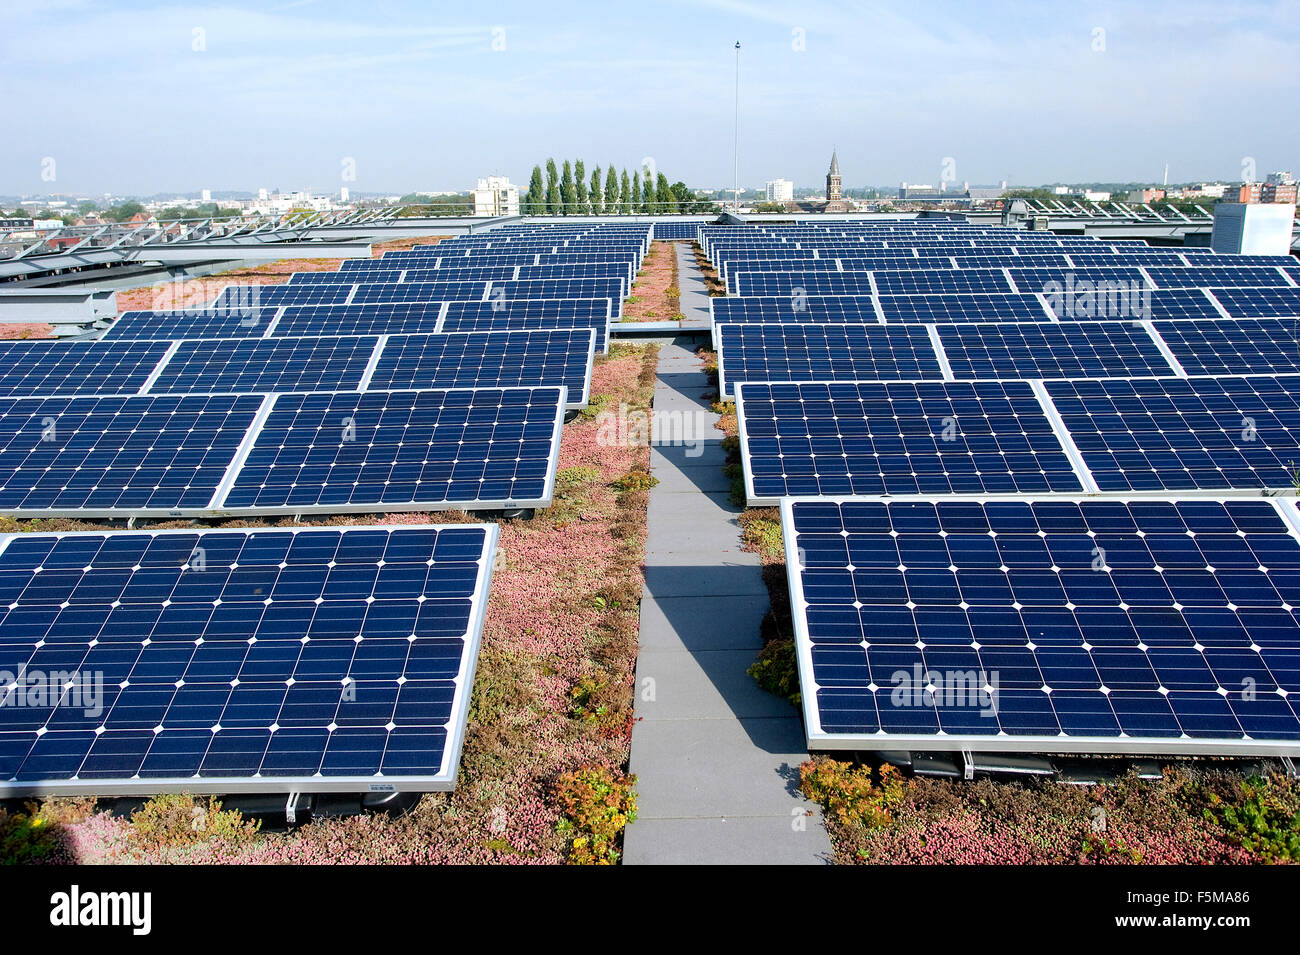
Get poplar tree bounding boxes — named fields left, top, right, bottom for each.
left=656, top=172, right=676, bottom=213
left=526, top=165, right=545, bottom=215
left=574, top=159, right=587, bottom=214
left=545, top=158, right=560, bottom=214
left=630, top=171, right=641, bottom=212
left=560, top=160, right=577, bottom=214
left=589, top=166, right=602, bottom=214
left=607, top=166, right=620, bottom=215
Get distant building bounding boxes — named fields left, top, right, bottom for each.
left=473, top=176, right=519, bottom=217
left=765, top=178, right=794, bottom=202
left=1234, top=181, right=1298, bottom=205
left=824, top=151, right=848, bottom=212
left=1266, top=171, right=1295, bottom=185
left=1126, top=188, right=1166, bottom=203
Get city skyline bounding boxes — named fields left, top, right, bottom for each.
left=2, top=0, right=1297, bottom=196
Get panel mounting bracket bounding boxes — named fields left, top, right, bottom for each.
left=961, top=749, right=975, bottom=781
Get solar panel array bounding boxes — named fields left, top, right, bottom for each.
left=0, top=222, right=651, bottom=796
left=0, top=524, right=498, bottom=794
left=705, top=219, right=1300, bottom=758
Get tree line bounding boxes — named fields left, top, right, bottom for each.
left=522, top=159, right=715, bottom=215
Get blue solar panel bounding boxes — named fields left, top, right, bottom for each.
left=1151, top=318, right=1300, bottom=377
left=937, top=322, right=1177, bottom=379
left=783, top=495, right=1300, bottom=755
left=0, top=394, right=264, bottom=516
left=270, top=303, right=446, bottom=338
left=146, top=336, right=379, bottom=395
left=102, top=308, right=277, bottom=341
left=870, top=270, right=1015, bottom=295
left=219, top=387, right=566, bottom=513
left=350, top=282, right=486, bottom=304
left=0, top=340, right=172, bottom=397
left=716, top=323, right=945, bottom=397
left=1046, top=288, right=1223, bottom=322
left=439, top=299, right=610, bottom=352
left=879, top=293, right=1052, bottom=323
left=216, top=284, right=352, bottom=308
left=654, top=222, right=703, bottom=240
left=1146, top=266, right=1294, bottom=289
left=736, top=381, right=1083, bottom=503
left=0, top=523, right=498, bottom=794
left=1005, top=267, right=1151, bottom=294
left=1211, top=287, right=1300, bottom=319
left=710, top=295, right=879, bottom=328
left=365, top=330, right=595, bottom=407
left=733, top=272, right=875, bottom=297
left=1045, top=375, right=1300, bottom=491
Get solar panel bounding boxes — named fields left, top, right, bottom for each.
left=215, top=284, right=352, bottom=308
left=366, top=330, right=596, bottom=407
left=871, top=270, right=1015, bottom=295
left=145, top=337, right=379, bottom=395
left=102, top=308, right=277, bottom=341
left=1044, top=375, right=1300, bottom=491
left=0, top=340, right=173, bottom=397
left=733, top=272, right=875, bottom=297
left=219, top=386, right=566, bottom=514
left=1005, top=267, right=1151, bottom=293
left=783, top=494, right=1300, bottom=755
left=1151, top=318, right=1300, bottom=377
left=879, top=293, right=1052, bottom=323
left=350, top=282, right=486, bottom=304
left=0, top=394, right=264, bottom=517
left=710, top=295, right=879, bottom=329
left=1046, top=288, right=1223, bottom=322
left=716, top=323, right=945, bottom=397
left=271, top=303, right=445, bottom=338
left=735, top=381, right=1083, bottom=504
left=937, top=322, right=1177, bottom=380
left=439, top=299, right=611, bottom=352
left=1145, top=266, right=1294, bottom=289
left=0, top=523, right=498, bottom=794
left=1210, top=287, right=1300, bottom=319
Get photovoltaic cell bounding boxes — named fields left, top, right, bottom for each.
left=147, top=337, right=379, bottom=395
left=716, top=323, right=945, bottom=397
left=365, top=330, right=595, bottom=407
left=271, top=303, right=445, bottom=338
left=1044, top=375, right=1300, bottom=491
left=783, top=495, right=1300, bottom=755
left=0, top=394, right=264, bottom=516
left=219, top=387, right=566, bottom=513
left=736, top=381, right=1082, bottom=503
left=439, top=300, right=610, bottom=351
left=0, top=340, right=172, bottom=397
left=879, top=293, right=1051, bottom=323
left=1210, top=287, right=1300, bottom=319
left=937, top=322, right=1176, bottom=379
left=102, top=308, right=277, bottom=341
left=0, top=523, right=498, bottom=794
left=1151, top=318, right=1300, bottom=377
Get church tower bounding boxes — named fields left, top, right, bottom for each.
left=826, top=149, right=842, bottom=201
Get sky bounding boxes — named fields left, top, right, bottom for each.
left=2, top=0, right=1298, bottom=197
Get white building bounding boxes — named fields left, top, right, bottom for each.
left=473, top=176, right=519, bottom=217
left=765, top=179, right=794, bottom=202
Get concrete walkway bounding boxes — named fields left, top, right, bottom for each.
left=622, top=246, right=832, bottom=865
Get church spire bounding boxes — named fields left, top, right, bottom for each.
left=826, top=148, right=842, bottom=202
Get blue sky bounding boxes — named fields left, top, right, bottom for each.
left=3, top=0, right=1298, bottom=196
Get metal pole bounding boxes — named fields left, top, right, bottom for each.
left=733, top=41, right=740, bottom=211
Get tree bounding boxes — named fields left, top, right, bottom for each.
left=630, top=170, right=641, bottom=212
left=607, top=166, right=620, bottom=215
left=560, top=160, right=577, bottom=214
left=641, top=169, right=654, bottom=213
left=575, top=159, right=587, bottom=215
left=105, top=201, right=146, bottom=222
left=526, top=165, right=545, bottom=215
left=589, top=166, right=602, bottom=215
left=656, top=173, right=676, bottom=213
left=545, top=158, right=560, bottom=215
